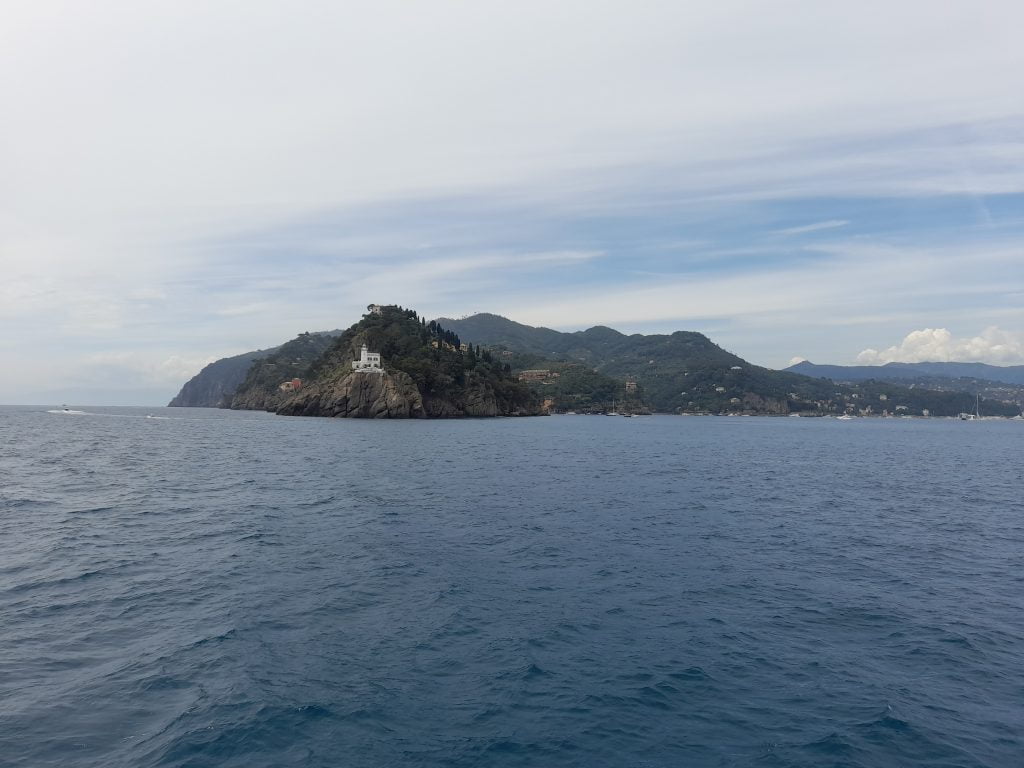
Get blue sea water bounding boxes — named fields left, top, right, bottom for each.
left=1, top=406, right=1022, bottom=768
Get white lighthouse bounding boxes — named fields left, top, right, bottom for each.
left=352, top=344, right=383, bottom=373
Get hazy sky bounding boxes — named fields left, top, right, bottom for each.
left=2, top=1, right=1023, bottom=404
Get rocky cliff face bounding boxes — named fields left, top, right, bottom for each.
left=168, top=351, right=263, bottom=407
left=278, top=370, right=425, bottom=418
left=275, top=368, right=543, bottom=419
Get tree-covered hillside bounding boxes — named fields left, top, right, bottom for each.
left=303, top=307, right=536, bottom=415
left=439, top=314, right=1021, bottom=416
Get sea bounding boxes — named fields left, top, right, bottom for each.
left=1, top=406, right=1022, bottom=768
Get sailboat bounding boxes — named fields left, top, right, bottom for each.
left=960, top=395, right=981, bottom=420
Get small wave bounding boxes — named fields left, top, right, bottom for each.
left=668, top=666, right=710, bottom=681
left=799, top=731, right=860, bottom=756
left=854, top=705, right=912, bottom=734
left=69, top=505, right=117, bottom=515
left=188, top=628, right=238, bottom=649
left=3, top=562, right=133, bottom=595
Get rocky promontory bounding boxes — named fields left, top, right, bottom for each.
left=228, top=305, right=541, bottom=419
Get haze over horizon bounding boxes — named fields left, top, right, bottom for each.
left=3, top=1, right=1023, bottom=405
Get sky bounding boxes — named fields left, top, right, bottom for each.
left=2, top=1, right=1023, bottom=405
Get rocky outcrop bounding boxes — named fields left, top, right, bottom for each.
left=419, top=371, right=539, bottom=417
left=229, top=387, right=285, bottom=412
left=278, top=371, right=425, bottom=418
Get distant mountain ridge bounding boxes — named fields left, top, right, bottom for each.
left=436, top=314, right=1020, bottom=416
left=786, top=360, right=1024, bottom=387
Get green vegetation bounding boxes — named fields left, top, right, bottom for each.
left=177, top=310, right=1022, bottom=418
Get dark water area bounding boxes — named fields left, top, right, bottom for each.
left=2, top=406, right=1023, bottom=767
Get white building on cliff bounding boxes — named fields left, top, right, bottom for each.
left=352, top=344, right=383, bottom=373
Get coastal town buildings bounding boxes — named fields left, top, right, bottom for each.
left=518, top=369, right=559, bottom=382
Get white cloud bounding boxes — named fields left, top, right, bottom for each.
left=857, top=327, right=1024, bottom=365
left=215, top=302, right=276, bottom=317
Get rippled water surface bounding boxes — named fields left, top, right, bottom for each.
left=2, top=406, right=1023, bottom=767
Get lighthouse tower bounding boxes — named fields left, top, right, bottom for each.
left=351, top=344, right=383, bottom=373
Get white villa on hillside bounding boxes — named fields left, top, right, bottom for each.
left=352, top=344, right=383, bottom=373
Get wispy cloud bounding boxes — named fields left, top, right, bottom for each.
left=2, top=2, right=1023, bottom=402
left=214, top=302, right=276, bottom=317
left=772, top=220, right=849, bottom=236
